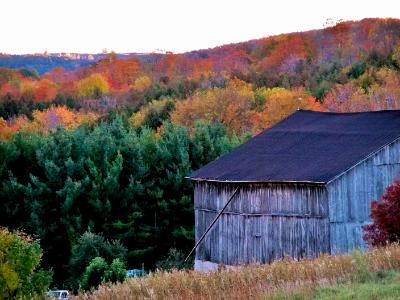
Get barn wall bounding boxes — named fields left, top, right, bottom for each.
left=327, top=138, right=400, bottom=254
left=194, top=182, right=330, bottom=267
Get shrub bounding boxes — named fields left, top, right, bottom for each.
left=363, top=180, right=400, bottom=246
left=155, top=248, right=193, bottom=271
left=80, top=257, right=127, bottom=291
left=68, top=231, right=127, bottom=291
left=80, top=257, right=108, bottom=291
left=103, top=258, right=127, bottom=284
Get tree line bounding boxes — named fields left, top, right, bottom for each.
left=0, top=117, right=244, bottom=289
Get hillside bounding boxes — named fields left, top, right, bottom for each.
left=2, top=18, right=400, bottom=82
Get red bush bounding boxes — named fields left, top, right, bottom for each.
left=363, top=180, right=400, bottom=246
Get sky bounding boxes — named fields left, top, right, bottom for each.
left=1, top=0, right=400, bottom=55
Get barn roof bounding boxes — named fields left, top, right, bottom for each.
left=189, top=110, right=400, bottom=183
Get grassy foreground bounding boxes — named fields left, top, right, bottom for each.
left=74, top=245, right=400, bottom=300
left=268, top=270, right=400, bottom=300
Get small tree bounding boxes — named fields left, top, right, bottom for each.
left=0, top=227, right=52, bottom=298
left=363, top=180, right=400, bottom=246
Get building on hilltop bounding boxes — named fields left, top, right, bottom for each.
left=188, top=109, right=400, bottom=271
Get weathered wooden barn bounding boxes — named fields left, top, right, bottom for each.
left=188, top=110, right=400, bottom=271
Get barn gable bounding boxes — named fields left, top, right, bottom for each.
left=327, top=137, right=400, bottom=254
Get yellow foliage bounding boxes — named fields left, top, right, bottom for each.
left=392, top=44, right=400, bottom=66
left=253, top=87, right=324, bottom=132
left=76, top=74, right=109, bottom=99
left=171, top=78, right=255, bottom=134
left=0, top=228, right=42, bottom=298
left=171, top=80, right=323, bottom=135
left=131, top=75, right=152, bottom=93
left=130, top=110, right=146, bottom=128
left=129, top=98, right=174, bottom=128
left=0, top=263, right=19, bottom=297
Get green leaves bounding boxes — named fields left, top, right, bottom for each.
left=80, top=257, right=127, bottom=291
left=0, top=117, right=241, bottom=288
left=0, top=228, right=52, bottom=298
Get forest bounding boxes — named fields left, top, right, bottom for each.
left=2, top=18, right=400, bottom=292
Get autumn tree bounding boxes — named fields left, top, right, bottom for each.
left=369, top=68, right=400, bottom=110
left=110, top=58, right=140, bottom=89
left=131, top=75, right=152, bottom=93
left=323, top=68, right=400, bottom=112
left=323, top=82, right=369, bottom=112
left=0, top=116, right=30, bottom=140
left=76, top=74, right=109, bottom=99
left=29, top=106, right=98, bottom=133
left=34, top=78, right=58, bottom=102
left=363, top=180, right=400, bottom=246
left=130, top=98, right=175, bottom=129
left=171, top=79, right=255, bottom=134
left=252, top=87, right=324, bottom=132
left=0, top=228, right=52, bottom=298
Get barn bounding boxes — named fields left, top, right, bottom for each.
left=187, top=109, right=400, bottom=271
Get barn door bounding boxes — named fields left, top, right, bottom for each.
left=245, top=216, right=262, bottom=263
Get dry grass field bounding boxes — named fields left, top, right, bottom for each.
left=74, top=244, right=400, bottom=300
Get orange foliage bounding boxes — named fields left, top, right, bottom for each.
left=28, top=106, right=98, bottom=132
left=0, top=81, right=21, bottom=98
left=171, top=79, right=255, bottom=134
left=110, top=58, right=140, bottom=89
left=34, top=78, right=58, bottom=102
left=45, top=67, right=66, bottom=85
left=258, top=35, right=310, bottom=73
left=0, top=106, right=99, bottom=139
left=190, top=58, right=213, bottom=80
left=0, top=115, right=30, bottom=139
left=252, top=88, right=324, bottom=132
left=86, top=55, right=141, bottom=90
left=154, top=53, right=180, bottom=80
left=218, top=48, right=254, bottom=75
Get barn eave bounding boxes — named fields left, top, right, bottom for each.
left=185, top=176, right=326, bottom=185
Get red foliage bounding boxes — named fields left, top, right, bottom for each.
left=363, top=180, right=400, bottom=247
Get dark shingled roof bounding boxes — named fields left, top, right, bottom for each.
left=189, top=110, right=400, bottom=183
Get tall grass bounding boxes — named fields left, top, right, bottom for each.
left=74, top=244, right=400, bottom=300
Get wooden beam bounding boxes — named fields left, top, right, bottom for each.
left=185, top=187, right=239, bottom=262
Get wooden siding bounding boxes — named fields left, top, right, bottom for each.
left=327, top=138, right=400, bottom=254
left=194, top=182, right=329, bottom=265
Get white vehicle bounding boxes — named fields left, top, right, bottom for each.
left=47, top=290, right=69, bottom=299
